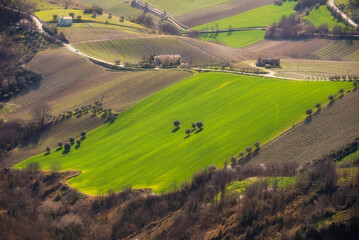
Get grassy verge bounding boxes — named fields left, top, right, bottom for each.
left=304, top=5, right=348, bottom=30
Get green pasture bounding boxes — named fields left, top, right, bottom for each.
left=199, top=30, right=264, bottom=48
left=304, top=5, right=348, bottom=30
left=17, top=73, right=352, bottom=195
left=144, top=0, right=231, bottom=16
left=193, top=1, right=296, bottom=30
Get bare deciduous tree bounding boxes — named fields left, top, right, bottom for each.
left=32, top=103, right=50, bottom=128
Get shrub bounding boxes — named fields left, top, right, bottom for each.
left=173, top=120, right=181, bottom=128
left=196, top=121, right=204, bottom=129
left=46, top=146, right=51, bottom=153
left=185, top=129, right=191, bottom=135
left=192, top=122, right=196, bottom=129
left=239, top=151, right=245, bottom=158
left=315, top=103, right=321, bottom=109
left=328, top=94, right=335, bottom=102
left=69, top=137, right=75, bottom=145
left=306, top=108, right=313, bottom=116
left=339, top=88, right=344, bottom=94
left=246, top=146, right=253, bottom=154
left=64, top=142, right=71, bottom=152
left=254, top=141, right=260, bottom=149
left=58, top=142, right=63, bottom=147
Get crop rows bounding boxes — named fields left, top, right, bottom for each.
left=73, top=37, right=221, bottom=65
left=311, top=40, right=359, bottom=62
left=274, top=59, right=359, bottom=79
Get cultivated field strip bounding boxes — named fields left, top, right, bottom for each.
left=73, top=37, right=239, bottom=65
left=274, top=59, right=359, bottom=79
left=311, top=40, right=359, bottom=62
left=250, top=90, right=359, bottom=166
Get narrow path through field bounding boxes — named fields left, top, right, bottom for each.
left=248, top=62, right=276, bottom=77
left=328, top=0, right=358, bottom=28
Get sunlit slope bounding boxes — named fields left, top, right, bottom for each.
left=17, top=73, right=352, bottom=194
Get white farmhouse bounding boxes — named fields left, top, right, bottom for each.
left=58, top=16, right=73, bottom=27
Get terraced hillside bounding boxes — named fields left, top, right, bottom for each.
left=250, top=90, right=359, bottom=166
left=273, top=59, right=359, bottom=79
left=17, top=73, right=352, bottom=194
left=73, top=37, right=246, bottom=65
left=311, top=40, right=359, bottom=61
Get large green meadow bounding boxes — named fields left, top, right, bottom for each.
left=193, top=1, right=296, bottom=30
left=199, top=30, right=265, bottom=48
left=17, top=73, right=352, bottom=194
left=304, top=5, right=348, bottom=30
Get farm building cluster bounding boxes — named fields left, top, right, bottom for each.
left=153, top=54, right=181, bottom=67
left=256, top=57, right=280, bottom=68
left=58, top=16, right=73, bottom=27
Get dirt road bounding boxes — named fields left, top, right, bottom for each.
left=328, top=0, right=358, bottom=28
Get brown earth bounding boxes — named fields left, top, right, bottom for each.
left=243, top=39, right=333, bottom=58
left=249, top=89, right=359, bottom=166
left=179, top=0, right=276, bottom=28
left=6, top=47, right=192, bottom=120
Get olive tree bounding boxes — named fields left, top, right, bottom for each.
left=185, top=128, right=191, bottom=135
left=246, top=146, right=252, bottom=154
left=173, top=120, right=181, bottom=128
left=196, top=121, right=204, bottom=129
left=64, top=143, right=71, bottom=152
left=339, top=88, right=344, bottom=94
left=238, top=151, right=245, bottom=158
left=254, top=141, right=260, bottom=149
left=328, top=94, right=335, bottom=102
left=192, top=122, right=196, bottom=129
left=306, top=108, right=313, bottom=116
left=315, top=103, right=321, bottom=109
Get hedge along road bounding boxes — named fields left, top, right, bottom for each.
left=17, top=72, right=353, bottom=195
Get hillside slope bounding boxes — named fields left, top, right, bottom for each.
left=17, top=73, right=352, bottom=194
left=249, top=90, right=359, bottom=165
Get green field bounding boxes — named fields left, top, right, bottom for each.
left=17, top=73, right=352, bottom=195
left=72, top=37, right=222, bottom=65
left=193, top=1, right=296, bottom=30
left=304, top=5, right=347, bottom=30
left=144, top=0, right=231, bottom=16
left=310, top=40, right=359, bottom=62
left=199, top=30, right=265, bottom=48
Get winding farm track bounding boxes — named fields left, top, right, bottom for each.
left=249, top=89, right=359, bottom=166
left=328, top=0, right=358, bottom=28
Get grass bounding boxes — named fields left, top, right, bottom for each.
left=304, top=5, right=348, bottom=30
left=193, top=1, right=296, bottom=30
left=310, top=40, right=359, bottom=62
left=16, top=73, right=353, bottom=195
left=72, top=37, right=221, bottom=65
left=0, top=104, right=18, bottom=116
left=199, top=30, right=265, bottom=48
left=144, top=0, right=231, bottom=16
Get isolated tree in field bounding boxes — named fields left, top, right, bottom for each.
left=64, top=142, right=71, bottom=152
left=69, top=12, right=75, bottom=18
left=339, top=88, right=344, bottom=95
left=77, top=15, right=82, bottom=21
left=238, top=151, right=245, bottom=158
left=69, top=137, right=75, bottom=145
left=254, top=141, right=260, bottom=149
left=328, top=94, right=335, bottom=102
left=32, top=102, right=50, bottom=128
left=192, top=122, right=196, bottom=129
left=46, top=147, right=51, bottom=153
left=306, top=108, right=313, bottom=116
left=196, top=121, right=204, bottom=129
left=58, top=142, right=63, bottom=148
left=315, top=103, right=321, bottom=109
left=185, top=128, right=191, bottom=136
left=246, top=146, right=252, bottom=154
left=173, top=120, right=181, bottom=128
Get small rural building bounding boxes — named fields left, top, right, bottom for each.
left=256, top=57, right=280, bottom=68
left=58, top=16, right=73, bottom=27
left=153, top=54, right=181, bottom=66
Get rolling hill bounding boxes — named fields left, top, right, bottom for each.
left=17, top=73, right=353, bottom=194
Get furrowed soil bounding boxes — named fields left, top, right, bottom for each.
left=179, top=0, right=276, bottom=28
left=243, top=39, right=333, bottom=58
left=249, top=90, right=359, bottom=166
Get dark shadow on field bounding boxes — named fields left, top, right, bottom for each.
left=327, top=101, right=334, bottom=107
left=62, top=149, right=70, bottom=154
left=315, top=108, right=321, bottom=115
left=81, top=137, right=86, bottom=141
left=191, top=128, right=196, bottom=132
left=44, top=152, right=50, bottom=156
left=75, top=144, right=80, bottom=149
left=304, top=116, right=312, bottom=124
left=56, top=147, right=62, bottom=152
left=353, top=87, right=357, bottom=92
left=184, top=135, right=190, bottom=139
left=338, top=94, right=344, bottom=99
left=172, top=127, right=179, bottom=133
left=195, top=128, right=203, bottom=134
left=252, top=148, right=260, bottom=157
